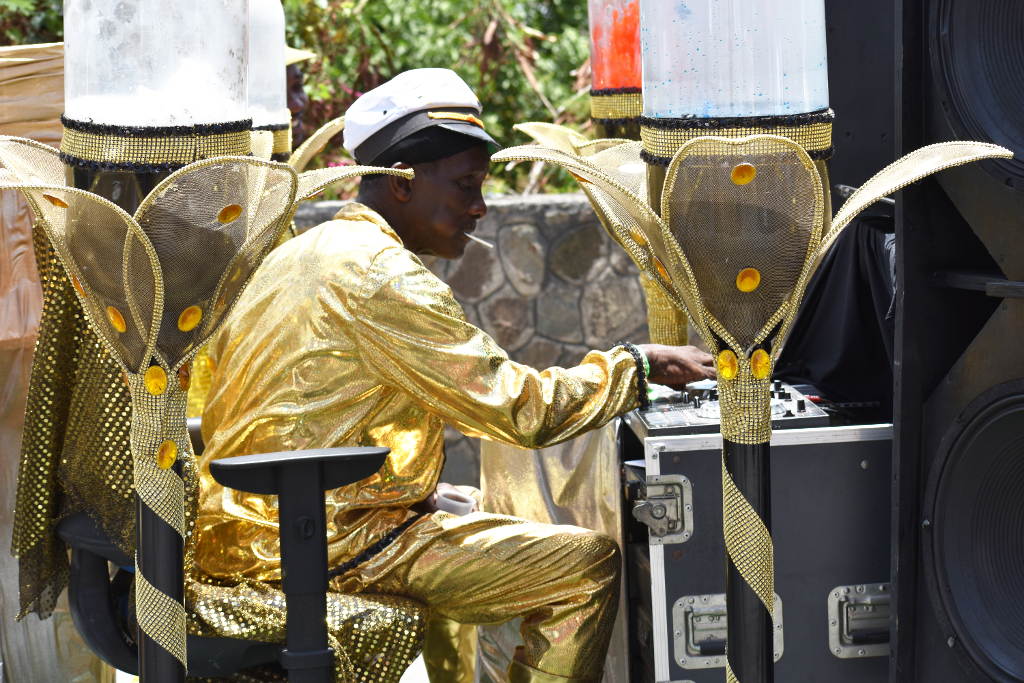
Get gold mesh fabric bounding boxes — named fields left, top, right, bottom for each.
left=718, top=374, right=772, bottom=445
left=137, top=567, right=189, bottom=665
left=639, top=272, right=688, bottom=346
left=0, top=135, right=66, bottom=185
left=12, top=225, right=135, bottom=618
left=2, top=140, right=300, bottom=664
left=125, top=374, right=190, bottom=536
left=61, top=124, right=251, bottom=167
left=135, top=159, right=299, bottom=364
left=187, top=579, right=427, bottom=682
left=271, top=126, right=291, bottom=158
left=660, top=136, right=823, bottom=354
left=186, top=164, right=415, bottom=419
left=641, top=118, right=833, bottom=162
left=21, top=184, right=160, bottom=371
left=588, top=141, right=647, bottom=197
left=816, top=140, right=1014, bottom=271
left=722, top=454, right=775, bottom=614
left=590, top=91, right=642, bottom=121
left=294, top=165, right=413, bottom=203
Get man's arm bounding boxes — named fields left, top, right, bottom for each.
left=346, top=247, right=711, bottom=449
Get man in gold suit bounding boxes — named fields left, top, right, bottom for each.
left=196, top=68, right=714, bottom=682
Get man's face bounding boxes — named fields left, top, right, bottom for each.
left=404, top=143, right=490, bottom=259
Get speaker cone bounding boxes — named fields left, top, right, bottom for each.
left=931, top=0, right=1024, bottom=186
left=926, top=381, right=1024, bottom=681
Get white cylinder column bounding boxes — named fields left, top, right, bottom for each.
left=64, top=0, right=250, bottom=126
left=640, top=0, right=829, bottom=119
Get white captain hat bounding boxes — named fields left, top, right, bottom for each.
left=343, top=68, right=498, bottom=164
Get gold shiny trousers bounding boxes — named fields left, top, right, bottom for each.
left=330, top=510, right=621, bottom=682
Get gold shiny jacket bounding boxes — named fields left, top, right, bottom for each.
left=195, top=203, right=639, bottom=582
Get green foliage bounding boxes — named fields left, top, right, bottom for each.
left=0, top=0, right=62, bottom=45
left=0, top=0, right=592, bottom=193
left=283, top=0, right=592, bottom=194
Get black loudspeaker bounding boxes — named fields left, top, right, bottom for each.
left=825, top=0, right=896, bottom=189
left=894, top=1, right=1024, bottom=682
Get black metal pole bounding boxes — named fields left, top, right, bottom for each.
left=723, top=439, right=774, bottom=683
left=277, top=461, right=334, bottom=683
left=646, top=163, right=666, bottom=215
left=594, top=119, right=640, bottom=141
left=136, top=491, right=186, bottom=682
left=645, top=153, right=775, bottom=678
left=69, top=165, right=184, bottom=682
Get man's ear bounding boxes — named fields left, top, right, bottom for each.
left=387, top=162, right=414, bottom=202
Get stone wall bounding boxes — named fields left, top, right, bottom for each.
left=294, top=193, right=650, bottom=486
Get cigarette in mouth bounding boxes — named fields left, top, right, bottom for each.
left=465, top=233, right=494, bottom=249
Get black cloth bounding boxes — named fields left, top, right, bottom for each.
left=776, top=212, right=896, bottom=418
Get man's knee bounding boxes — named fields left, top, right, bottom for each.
left=571, top=529, right=621, bottom=587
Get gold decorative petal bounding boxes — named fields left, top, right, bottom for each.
left=817, top=141, right=1013, bottom=268
left=512, top=122, right=588, bottom=154
left=0, top=135, right=66, bottom=186
left=289, top=115, right=344, bottom=172
left=296, top=165, right=415, bottom=202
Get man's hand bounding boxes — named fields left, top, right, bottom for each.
left=639, top=344, right=716, bottom=389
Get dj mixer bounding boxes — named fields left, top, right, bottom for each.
left=627, top=379, right=830, bottom=438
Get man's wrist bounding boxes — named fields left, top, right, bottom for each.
left=639, top=346, right=651, bottom=378
left=617, top=341, right=650, bottom=408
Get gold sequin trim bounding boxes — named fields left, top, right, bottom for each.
left=639, top=272, right=688, bottom=346
left=61, top=126, right=251, bottom=166
left=272, top=126, right=292, bottom=157
left=590, top=91, right=643, bottom=121
left=136, top=568, right=188, bottom=665
left=642, top=119, right=833, bottom=161
left=717, top=375, right=772, bottom=444
left=722, top=452, right=775, bottom=615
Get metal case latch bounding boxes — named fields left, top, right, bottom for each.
left=828, top=583, right=891, bottom=658
left=672, top=593, right=784, bottom=670
left=632, top=474, right=693, bottom=544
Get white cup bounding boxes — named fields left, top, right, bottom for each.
left=435, top=489, right=476, bottom=516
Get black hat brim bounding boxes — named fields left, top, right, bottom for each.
left=355, top=107, right=499, bottom=164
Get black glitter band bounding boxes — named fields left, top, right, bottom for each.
left=618, top=341, right=650, bottom=409
left=640, top=146, right=835, bottom=166
left=590, top=86, right=642, bottom=97
left=61, top=115, right=253, bottom=138
left=638, top=108, right=834, bottom=132
left=59, top=152, right=187, bottom=174
left=253, top=122, right=290, bottom=132
left=270, top=152, right=291, bottom=163
left=326, top=513, right=425, bottom=580
left=593, top=116, right=640, bottom=126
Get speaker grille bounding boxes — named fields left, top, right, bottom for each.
left=933, top=0, right=1024, bottom=186
left=930, top=387, right=1024, bottom=680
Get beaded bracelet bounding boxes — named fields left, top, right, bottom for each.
left=618, top=341, right=650, bottom=409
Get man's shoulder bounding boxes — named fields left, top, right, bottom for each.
left=273, top=215, right=406, bottom=279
